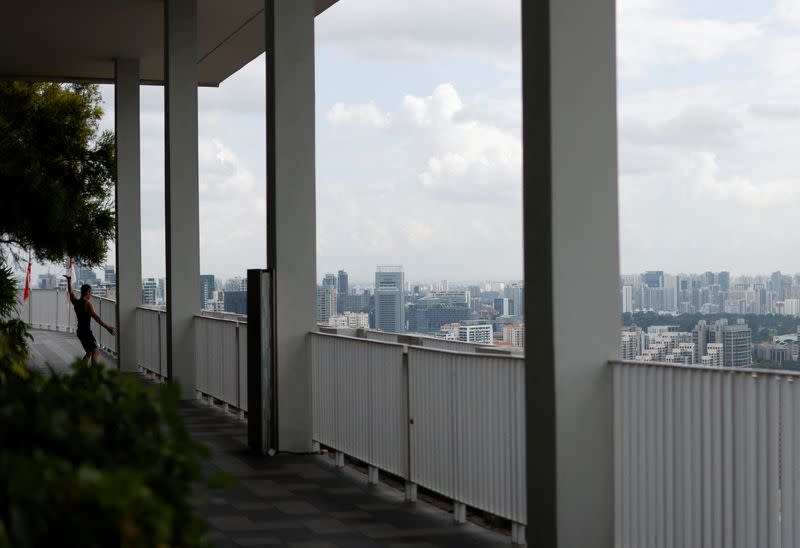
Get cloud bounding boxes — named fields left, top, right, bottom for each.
left=316, top=0, right=520, bottom=69
left=618, top=1, right=761, bottom=76
left=327, top=101, right=392, bottom=127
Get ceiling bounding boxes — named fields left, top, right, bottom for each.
left=0, top=0, right=338, bottom=86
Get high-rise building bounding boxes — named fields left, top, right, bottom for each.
left=620, top=327, right=643, bottom=360
left=494, top=297, right=514, bottom=316
left=504, top=284, right=525, bottom=318
left=718, top=271, right=730, bottom=293
left=316, top=285, right=337, bottom=324
left=322, top=273, right=337, bottom=288
left=722, top=320, right=752, bottom=368
left=224, top=277, right=247, bottom=292
left=104, top=264, right=116, bottom=285
left=158, top=278, right=166, bottom=304
left=200, top=274, right=215, bottom=310
left=643, top=271, right=664, bottom=288
left=375, top=265, right=405, bottom=333
left=224, top=291, right=247, bottom=315
left=459, top=323, right=493, bottom=345
left=75, top=265, right=98, bottom=285
left=337, top=270, right=348, bottom=295
left=142, top=278, right=158, bottom=305
left=503, top=323, right=525, bottom=348
left=328, top=311, right=369, bottom=329
left=622, top=285, right=633, bottom=314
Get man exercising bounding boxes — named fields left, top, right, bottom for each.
left=65, top=275, right=116, bottom=364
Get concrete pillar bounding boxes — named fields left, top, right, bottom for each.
left=265, top=0, right=316, bottom=452
left=522, top=1, right=619, bottom=547
left=114, top=58, right=142, bottom=373
left=164, top=0, right=199, bottom=398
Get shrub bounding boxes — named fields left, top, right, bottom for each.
left=0, top=333, right=229, bottom=547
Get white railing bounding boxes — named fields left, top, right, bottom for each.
left=136, top=306, right=166, bottom=379
left=612, top=359, right=800, bottom=548
left=310, top=332, right=527, bottom=541
left=194, top=314, right=247, bottom=416
left=14, top=288, right=116, bottom=355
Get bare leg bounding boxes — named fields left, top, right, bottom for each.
left=91, top=347, right=101, bottom=365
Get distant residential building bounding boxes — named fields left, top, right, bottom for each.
left=437, top=323, right=460, bottom=340
left=722, top=320, right=752, bottom=368
left=785, top=299, right=800, bottom=317
left=503, top=323, right=525, bottom=348
left=702, top=343, right=724, bottom=367
left=158, top=278, right=166, bottom=304
left=620, top=327, right=644, bottom=360
left=322, top=273, right=337, bottom=288
left=75, top=265, right=98, bottom=284
left=375, top=265, right=405, bottom=333
left=316, top=285, right=337, bottom=324
left=104, top=264, right=116, bottom=285
left=200, top=274, right=215, bottom=310
left=328, top=311, right=369, bottom=329
left=504, top=283, right=525, bottom=318
left=756, top=342, right=791, bottom=363
left=459, top=323, right=493, bottom=345
left=142, top=278, right=158, bottom=305
left=224, top=290, right=247, bottom=315
left=622, top=285, right=633, bottom=314
left=206, top=290, right=225, bottom=312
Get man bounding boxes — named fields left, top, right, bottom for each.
left=65, top=275, right=116, bottom=364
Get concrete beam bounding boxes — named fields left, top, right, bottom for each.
left=522, top=0, right=619, bottom=546
left=265, top=0, right=316, bottom=452
left=164, top=0, right=200, bottom=398
left=114, top=58, right=141, bottom=373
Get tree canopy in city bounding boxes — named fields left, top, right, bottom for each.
left=0, top=82, right=115, bottom=268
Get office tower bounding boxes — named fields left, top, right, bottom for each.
left=158, top=278, right=166, bottom=304
left=411, top=295, right=471, bottom=334
left=316, top=285, right=337, bottom=324
left=643, top=271, right=664, bottom=288
left=459, top=323, right=493, bottom=345
left=199, top=274, right=215, bottom=310
left=224, top=277, right=247, bottom=292
left=75, top=265, right=98, bottom=285
left=38, top=273, right=57, bottom=289
left=337, top=270, right=348, bottom=295
left=771, top=271, right=783, bottom=300
left=504, top=283, right=525, bottom=318
left=718, top=271, right=730, bottom=293
left=375, top=266, right=405, bottom=333
left=104, top=264, right=116, bottom=285
left=494, top=297, right=514, bottom=316
left=224, top=291, right=247, bottom=315
left=142, top=278, right=158, bottom=305
left=622, top=285, right=633, bottom=314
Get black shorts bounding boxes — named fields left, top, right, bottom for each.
left=77, top=331, right=99, bottom=353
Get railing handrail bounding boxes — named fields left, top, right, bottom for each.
left=193, top=313, right=247, bottom=325
left=610, top=358, right=800, bottom=377
left=310, top=330, right=524, bottom=361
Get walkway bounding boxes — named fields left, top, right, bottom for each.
left=25, top=329, right=511, bottom=548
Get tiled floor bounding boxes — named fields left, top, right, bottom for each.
left=26, top=329, right=511, bottom=547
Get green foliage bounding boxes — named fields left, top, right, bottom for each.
left=0, top=82, right=115, bottom=266
left=623, top=311, right=800, bottom=343
left=0, top=338, right=228, bottom=548
left=755, top=359, right=800, bottom=372
left=0, top=260, right=16, bottom=320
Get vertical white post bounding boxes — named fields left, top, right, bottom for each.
left=164, top=0, right=199, bottom=398
left=522, top=0, right=619, bottom=546
left=265, top=0, right=316, bottom=452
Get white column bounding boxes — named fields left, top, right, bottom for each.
left=114, top=58, right=142, bottom=373
left=164, top=0, right=199, bottom=398
left=265, top=0, right=316, bottom=452
left=522, top=1, right=619, bottom=546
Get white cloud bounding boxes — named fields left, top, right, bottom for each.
left=327, top=101, right=392, bottom=127
left=778, top=0, right=800, bottom=26
left=617, top=2, right=761, bottom=76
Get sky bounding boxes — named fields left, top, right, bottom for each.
left=25, top=0, right=800, bottom=284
